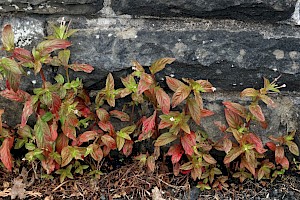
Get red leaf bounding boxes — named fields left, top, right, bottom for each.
left=50, top=120, right=58, bottom=141
left=61, top=146, right=73, bottom=167
left=166, top=76, right=185, bottom=92
left=201, top=109, right=214, bottom=117
left=109, top=110, right=130, bottom=122
left=62, top=115, right=78, bottom=141
left=246, top=133, right=266, bottom=154
left=142, top=111, right=157, bottom=135
left=223, top=138, right=232, bottom=154
left=101, top=134, right=117, bottom=149
left=223, top=101, right=247, bottom=118
left=34, top=117, right=53, bottom=152
left=280, top=156, right=289, bottom=169
left=266, top=142, right=276, bottom=151
left=78, top=131, right=98, bottom=143
left=68, top=63, right=94, bottom=73
left=21, top=97, right=34, bottom=128
left=167, top=144, right=184, bottom=164
left=122, top=140, right=133, bottom=157
left=214, top=121, right=227, bottom=132
left=13, top=47, right=33, bottom=62
left=36, top=39, right=71, bottom=56
left=203, top=154, right=217, bottom=164
left=0, top=137, right=14, bottom=171
left=0, top=88, right=30, bottom=102
left=181, top=132, right=196, bottom=156
left=260, top=95, right=276, bottom=108
left=196, top=80, right=215, bottom=92
left=156, top=87, right=170, bottom=114
left=249, top=104, right=265, bottom=122
left=2, top=24, right=14, bottom=52
left=171, top=85, right=191, bottom=108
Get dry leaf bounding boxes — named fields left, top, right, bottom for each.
left=11, top=177, right=26, bottom=199
left=152, top=186, right=165, bottom=200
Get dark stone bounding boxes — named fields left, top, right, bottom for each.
left=57, top=17, right=300, bottom=92
left=111, top=0, right=297, bottom=22
left=0, top=0, right=103, bottom=15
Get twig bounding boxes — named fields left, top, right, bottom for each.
left=52, top=180, right=71, bottom=192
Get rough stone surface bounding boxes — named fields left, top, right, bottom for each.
left=111, top=0, right=297, bottom=22
left=55, top=17, right=300, bottom=91
left=0, top=0, right=103, bottom=15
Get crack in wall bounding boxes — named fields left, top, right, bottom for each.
left=99, top=0, right=115, bottom=17
left=292, top=0, right=300, bottom=25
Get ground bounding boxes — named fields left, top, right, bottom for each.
left=1, top=160, right=300, bottom=200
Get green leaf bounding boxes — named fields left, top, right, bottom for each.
left=55, top=165, right=74, bottom=183
left=58, top=49, right=70, bottom=66
left=25, top=143, right=36, bottom=151
left=1, top=57, right=23, bottom=75
left=119, top=125, right=136, bottom=136
left=116, top=136, right=125, bottom=151
left=14, top=138, right=27, bottom=149
left=41, top=112, right=53, bottom=122
left=55, top=74, right=65, bottom=84
left=154, top=132, right=177, bottom=147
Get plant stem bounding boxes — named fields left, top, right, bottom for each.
left=40, top=68, right=46, bottom=88
left=65, top=67, right=70, bottom=83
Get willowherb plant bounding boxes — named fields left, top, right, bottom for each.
left=0, top=21, right=298, bottom=187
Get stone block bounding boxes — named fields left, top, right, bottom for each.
left=111, top=0, right=297, bottom=22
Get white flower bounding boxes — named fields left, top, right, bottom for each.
left=212, top=87, right=217, bottom=92
left=170, top=117, right=175, bottom=122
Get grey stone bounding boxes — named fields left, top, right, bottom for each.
left=111, top=0, right=297, bottom=22
left=0, top=0, right=103, bottom=15
left=55, top=17, right=300, bottom=92
left=0, top=96, right=23, bottom=127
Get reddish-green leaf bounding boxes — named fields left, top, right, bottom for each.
left=61, top=146, right=73, bottom=167
left=56, top=133, right=69, bottom=154
left=286, top=141, right=299, bottom=156
left=167, top=144, right=184, bottom=164
left=109, top=110, right=130, bottom=122
left=0, top=137, right=14, bottom=171
left=90, top=144, right=103, bottom=161
left=1, top=24, right=14, bottom=52
left=138, top=73, right=154, bottom=94
left=142, top=111, right=157, bottom=135
left=50, top=120, right=58, bottom=141
left=154, top=132, right=177, bottom=147
left=260, top=95, right=276, bottom=108
left=203, top=154, right=217, bottom=164
left=34, top=116, right=53, bottom=152
left=223, top=138, right=232, bottom=154
left=201, top=109, right=214, bottom=118
left=122, top=140, right=133, bottom=157
left=266, top=142, right=276, bottom=151
left=78, top=131, right=98, bottom=143
left=171, top=85, right=191, bottom=108
left=275, top=146, right=285, bottom=165
left=246, top=133, right=266, bottom=154
left=240, top=88, right=259, bottom=98
left=181, top=132, right=196, bottom=156
left=50, top=93, right=61, bottom=118
left=224, top=147, right=244, bottom=164
left=224, top=108, right=242, bottom=129
left=147, top=155, right=156, bottom=172
left=96, top=108, right=110, bottom=122
left=0, top=109, right=3, bottom=134
left=36, top=39, right=71, bottom=56
left=223, top=101, right=247, bottom=118
left=13, top=48, right=33, bottom=62
left=156, top=87, right=170, bottom=114
left=68, top=63, right=94, bottom=73
left=101, top=135, right=117, bottom=149
left=187, top=98, right=201, bottom=125
left=249, top=104, right=265, bottom=122
left=149, top=57, right=175, bottom=74
left=21, top=97, right=34, bottom=128
left=166, top=76, right=185, bottom=92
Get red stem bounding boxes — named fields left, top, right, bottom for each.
left=40, top=68, right=46, bottom=88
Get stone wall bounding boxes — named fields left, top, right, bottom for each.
left=0, top=0, right=300, bottom=140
